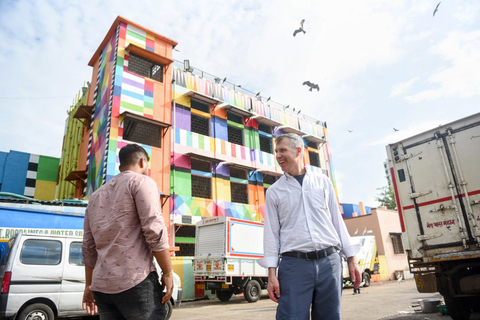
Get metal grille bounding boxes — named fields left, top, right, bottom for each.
left=258, top=123, right=271, bottom=134
left=228, top=126, right=244, bottom=146
left=123, top=117, right=161, bottom=147
left=192, top=175, right=212, bottom=199
left=227, top=113, right=243, bottom=124
left=307, top=140, right=317, bottom=148
left=191, top=100, right=210, bottom=113
left=231, top=182, right=248, bottom=204
left=309, top=151, right=320, bottom=167
left=191, top=114, right=210, bottom=136
left=177, top=243, right=195, bottom=257
left=191, top=159, right=211, bottom=172
left=390, top=233, right=405, bottom=254
left=128, top=53, right=163, bottom=82
left=229, top=167, right=247, bottom=180
left=263, top=174, right=277, bottom=185
left=259, top=135, right=273, bottom=153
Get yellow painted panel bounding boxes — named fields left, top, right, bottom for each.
left=34, top=180, right=57, bottom=200
left=173, top=94, right=190, bottom=107
left=191, top=108, right=211, bottom=118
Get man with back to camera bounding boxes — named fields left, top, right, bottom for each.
left=258, top=133, right=361, bottom=320
left=82, top=144, right=173, bottom=320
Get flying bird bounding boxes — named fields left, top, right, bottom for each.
left=303, top=81, right=320, bottom=92
left=267, top=97, right=271, bottom=102
left=348, top=130, right=353, bottom=133
left=293, top=19, right=306, bottom=37
left=223, top=77, right=227, bottom=83
left=393, top=127, right=399, bottom=132
left=433, top=2, right=441, bottom=17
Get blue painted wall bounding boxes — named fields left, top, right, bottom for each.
left=1, top=151, right=30, bottom=195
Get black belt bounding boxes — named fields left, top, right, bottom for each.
left=281, top=247, right=338, bottom=261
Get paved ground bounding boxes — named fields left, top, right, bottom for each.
left=171, top=278, right=479, bottom=320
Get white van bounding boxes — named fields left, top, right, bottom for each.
left=0, top=233, right=182, bottom=320
left=342, top=235, right=379, bottom=288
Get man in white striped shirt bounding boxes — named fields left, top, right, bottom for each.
left=258, top=133, right=361, bottom=320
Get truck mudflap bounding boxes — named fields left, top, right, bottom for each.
left=389, top=120, right=480, bottom=257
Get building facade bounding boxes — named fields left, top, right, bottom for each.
left=0, top=150, right=59, bottom=200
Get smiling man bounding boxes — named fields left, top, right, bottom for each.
left=258, top=133, right=361, bottom=320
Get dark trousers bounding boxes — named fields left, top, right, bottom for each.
left=93, top=272, right=166, bottom=320
left=276, top=253, right=342, bottom=320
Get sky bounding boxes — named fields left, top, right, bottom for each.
left=0, top=0, right=479, bottom=206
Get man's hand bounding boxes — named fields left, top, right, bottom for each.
left=267, top=267, right=281, bottom=303
left=82, top=285, right=97, bottom=315
left=161, top=273, right=174, bottom=304
left=348, top=256, right=362, bottom=289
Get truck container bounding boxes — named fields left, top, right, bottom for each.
left=386, top=112, right=480, bottom=320
left=193, top=217, right=267, bottom=303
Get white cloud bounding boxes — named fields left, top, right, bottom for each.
left=390, top=77, right=419, bottom=97
left=405, top=30, right=480, bottom=103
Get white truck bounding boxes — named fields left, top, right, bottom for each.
left=386, top=112, right=480, bottom=320
left=193, top=217, right=267, bottom=303
left=342, top=235, right=378, bottom=288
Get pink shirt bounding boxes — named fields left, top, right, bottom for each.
left=82, top=170, right=169, bottom=294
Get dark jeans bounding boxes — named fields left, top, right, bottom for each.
left=93, top=272, right=166, bottom=320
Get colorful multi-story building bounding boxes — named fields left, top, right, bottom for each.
left=59, top=16, right=337, bottom=299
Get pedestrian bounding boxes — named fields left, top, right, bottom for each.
left=353, top=284, right=361, bottom=295
left=82, top=144, right=173, bottom=320
left=258, top=133, right=362, bottom=320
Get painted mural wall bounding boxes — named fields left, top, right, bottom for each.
left=0, top=150, right=59, bottom=200
left=170, top=67, right=332, bottom=224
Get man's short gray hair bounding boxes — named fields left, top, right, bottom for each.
left=275, top=133, right=304, bottom=155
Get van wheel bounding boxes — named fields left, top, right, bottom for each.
left=164, top=300, right=173, bottom=320
left=244, top=280, right=261, bottom=303
left=17, top=303, right=54, bottom=320
left=362, top=273, right=371, bottom=287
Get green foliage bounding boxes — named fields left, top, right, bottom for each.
left=375, top=183, right=397, bottom=210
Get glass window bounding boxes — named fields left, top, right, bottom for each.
left=20, top=239, right=62, bottom=265
left=390, top=233, right=405, bottom=254
left=69, top=242, right=84, bottom=266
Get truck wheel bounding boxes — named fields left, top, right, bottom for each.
left=362, top=273, right=371, bottom=287
left=17, top=303, right=54, bottom=320
left=216, top=290, right=233, bottom=302
left=164, top=300, right=173, bottom=320
left=244, top=280, right=261, bottom=303
left=444, top=295, right=471, bottom=320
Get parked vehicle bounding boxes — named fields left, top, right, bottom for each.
left=0, top=233, right=182, bottom=320
left=386, top=112, right=480, bottom=320
left=194, top=217, right=267, bottom=303
left=342, top=235, right=378, bottom=288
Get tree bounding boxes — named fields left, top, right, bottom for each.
left=376, top=183, right=397, bottom=210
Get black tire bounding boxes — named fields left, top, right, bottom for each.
left=17, top=303, right=54, bottom=320
left=216, top=290, right=233, bottom=302
left=164, top=300, right=173, bottom=320
left=244, top=280, right=261, bottom=303
left=444, top=295, right=471, bottom=320
left=362, top=272, right=371, bottom=287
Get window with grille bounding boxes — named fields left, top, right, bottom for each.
left=259, top=135, right=272, bottom=153
left=123, top=117, right=161, bottom=148
left=390, top=233, right=405, bottom=254
left=258, top=123, right=271, bottom=134
left=191, top=159, right=211, bottom=172
left=230, top=167, right=247, bottom=180
left=309, top=151, right=320, bottom=167
left=231, top=182, right=248, bottom=204
left=227, top=113, right=243, bottom=124
left=192, top=175, right=212, bottom=199
left=176, top=243, right=195, bottom=257
left=191, top=114, right=210, bottom=136
left=263, top=174, right=277, bottom=186
left=191, top=100, right=210, bottom=113
left=228, top=126, right=244, bottom=146
left=128, top=53, right=163, bottom=82
left=307, top=140, right=317, bottom=149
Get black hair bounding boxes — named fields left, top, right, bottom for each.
left=119, top=144, right=149, bottom=169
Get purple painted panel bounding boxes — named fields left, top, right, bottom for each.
left=174, top=105, right=191, bottom=131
